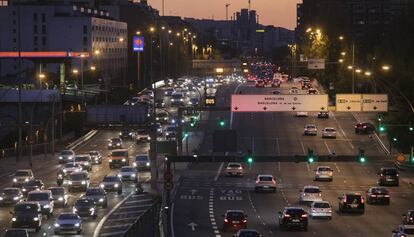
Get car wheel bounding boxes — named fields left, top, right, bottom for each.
left=77, top=230, right=82, bottom=234
left=36, top=226, right=41, bottom=232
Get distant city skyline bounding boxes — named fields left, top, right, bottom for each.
left=148, top=0, right=302, bottom=30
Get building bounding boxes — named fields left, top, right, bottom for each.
left=0, top=2, right=127, bottom=86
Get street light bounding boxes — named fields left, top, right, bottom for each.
left=382, top=65, right=391, bottom=71
left=365, top=71, right=372, bottom=76
left=355, top=69, right=362, bottom=74
left=338, top=59, right=344, bottom=63
left=136, top=31, right=141, bottom=35
left=90, top=66, right=96, bottom=71
left=347, top=65, right=353, bottom=70
left=306, top=28, right=312, bottom=33
left=119, top=37, right=124, bottom=42
left=94, top=50, right=100, bottom=55
left=38, top=73, right=45, bottom=79
left=341, top=52, right=346, bottom=56
left=150, top=27, right=155, bottom=32
left=72, top=69, right=79, bottom=74
left=339, top=36, right=344, bottom=40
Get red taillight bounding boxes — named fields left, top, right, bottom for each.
left=237, top=167, right=242, bottom=170
left=283, top=214, right=291, bottom=218
left=242, top=219, right=247, bottom=223
left=301, top=213, right=308, bottom=218
left=224, top=218, right=228, bottom=223
left=361, top=197, right=365, bottom=204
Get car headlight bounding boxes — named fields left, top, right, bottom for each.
left=89, top=208, right=95, bottom=212
left=81, top=181, right=86, bottom=185
left=73, top=207, right=77, bottom=212
left=117, top=174, right=122, bottom=177
left=114, top=183, right=119, bottom=188
left=99, top=198, right=104, bottom=202
left=44, top=205, right=50, bottom=209
left=156, top=117, right=160, bottom=120
left=146, top=162, right=150, bottom=167
left=122, top=158, right=126, bottom=162
left=133, top=163, right=137, bottom=167
left=13, top=196, right=19, bottom=200
left=68, top=181, right=72, bottom=185
left=68, top=156, right=73, bottom=160
left=109, top=143, right=113, bottom=146
left=58, top=174, right=63, bottom=178
left=75, top=223, right=80, bottom=227
left=172, top=119, right=176, bottom=123
left=166, top=132, right=169, bottom=136
left=58, top=197, right=64, bottom=201
left=100, top=184, right=104, bottom=188
left=13, top=178, right=17, bottom=182
left=147, top=137, right=151, bottom=140
left=0, top=197, right=3, bottom=200
left=63, top=169, right=67, bottom=173
left=59, top=156, right=63, bottom=160
left=188, top=101, right=192, bottom=105
left=33, top=217, right=39, bottom=221
left=131, top=174, right=136, bottom=177
left=117, top=143, right=120, bottom=146
left=54, top=223, right=60, bottom=227
left=109, top=159, right=113, bottom=162
left=95, top=157, right=99, bottom=160
left=12, top=217, right=16, bottom=222
left=22, top=188, right=26, bottom=192
left=85, top=162, right=89, bottom=166
left=171, top=99, right=175, bottom=102
left=180, top=98, right=184, bottom=101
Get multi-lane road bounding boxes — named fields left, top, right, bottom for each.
left=173, top=81, right=414, bottom=237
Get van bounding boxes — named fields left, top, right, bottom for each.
left=109, top=149, right=129, bottom=169
left=26, top=190, right=54, bottom=217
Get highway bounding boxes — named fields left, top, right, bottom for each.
left=172, top=81, right=414, bottom=237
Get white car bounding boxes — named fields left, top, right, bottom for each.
left=299, top=186, right=322, bottom=204
left=304, top=124, right=317, bottom=136
left=136, top=129, right=150, bottom=143
left=117, top=166, right=138, bottom=183
left=296, top=112, right=308, bottom=117
left=255, top=175, right=276, bottom=192
left=392, top=225, right=414, bottom=237
left=226, top=163, right=244, bottom=177
left=12, top=169, right=34, bottom=187
left=314, top=166, right=333, bottom=181
left=322, top=127, right=337, bottom=138
left=61, top=162, right=83, bottom=176
left=310, top=201, right=332, bottom=219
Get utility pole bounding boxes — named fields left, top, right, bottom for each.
left=248, top=0, right=251, bottom=11
left=225, top=3, right=230, bottom=21
left=17, top=2, right=22, bottom=162
left=352, top=41, right=355, bottom=94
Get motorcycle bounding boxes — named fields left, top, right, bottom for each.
left=57, top=173, right=64, bottom=186
left=135, top=182, right=144, bottom=194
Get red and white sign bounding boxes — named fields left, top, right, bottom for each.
left=231, top=95, right=328, bottom=112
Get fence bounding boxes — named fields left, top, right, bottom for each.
left=122, top=197, right=161, bottom=237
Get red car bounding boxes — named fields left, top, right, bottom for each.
left=355, top=122, right=375, bottom=134
left=222, top=210, right=247, bottom=231
left=255, top=80, right=264, bottom=87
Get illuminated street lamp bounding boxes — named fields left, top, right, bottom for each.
left=306, top=28, right=312, bottom=33
left=38, top=73, right=46, bottom=79
left=150, top=27, right=155, bottom=32
left=339, top=36, right=344, bottom=40
left=347, top=65, right=353, bottom=70
left=338, top=59, right=344, bottom=63
left=168, top=30, right=172, bottom=34
left=94, top=50, right=100, bottom=55
left=176, top=32, right=181, bottom=37
left=355, top=69, right=362, bottom=74
left=119, top=37, right=124, bottom=42
left=90, top=66, right=96, bottom=71
left=341, top=52, right=346, bottom=56
left=72, top=69, right=79, bottom=74
left=136, top=31, right=141, bottom=35
left=382, top=65, right=391, bottom=71
left=365, top=71, right=372, bottom=76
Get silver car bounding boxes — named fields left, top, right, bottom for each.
left=314, top=166, right=333, bottom=181
left=61, top=162, right=83, bottom=177
left=118, top=166, right=138, bottom=182
left=255, top=174, right=276, bottom=192
left=54, top=213, right=82, bottom=235
left=74, top=155, right=92, bottom=171
left=322, top=127, right=336, bottom=138
left=68, top=171, right=90, bottom=192
left=12, top=169, right=34, bottom=187
left=0, top=188, right=23, bottom=206
left=226, top=163, right=244, bottom=176
left=304, top=124, right=317, bottom=136
left=299, top=186, right=322, bottom=204
left=309, top=201, right=332, bottom=219
left=58, top=150, right=75, bottom=164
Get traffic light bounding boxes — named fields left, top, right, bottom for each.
left=183, top=132, right=189, bottom=138
left=379, top=124, right=385, bottom=132
left=358, top=148, right=366, bottom=163
left=409, top=122, right=413, bottom=131
left=218, top=117, right=226, bottom=127
left=190, top=117, right=196, bottom=127
left=307, top=148, right=314, bottom=163
left=246, top=149, right=253, bottom=164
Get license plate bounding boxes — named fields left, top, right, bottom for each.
left=377, top=195, right=383, bottom=197
left=232, top=172, right=237, bottom=175
left=232, top=221, right=239, bottom=224
left=386, top=179, right=393, bottom=181
left=263, top=186, right=269, bottom=188
left=351, top=204, right=358, bottom=208
left=292, top=219, right=300, bottom=222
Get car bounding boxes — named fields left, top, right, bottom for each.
left=54, top=213, right=82, bottom=235
left=317, top=111, right=329, bottom=119
left=12, top=169, right=34, bottom=187
left=308, top=88, right=317, bottom=94
left=338, top=193, right=365, bottom=214
left=4, top=229, right=29, bottom=237
left=170, top=116, right=185, bottom=125
left=58, top=150, right=75, bottom=164
left=378, top=167, right=399, bottom=186
left=74, top=154, right=92, bottom=171
left=119, top=130, right=134, bottom=139
left=142, top=89, right=154, bottom=98
left=278, top=207, right=308, bottom=231
left=155, top=98, right=165, bottom=108
left=299, top=186, right=322, bottom=204
left=309, top=201, right=332, bottom=219
left=254, top=175, right=276, bottom=192
left=156, top=123, right=163, bottom=136
left=322, top=127, right=336, bottom=138
left=84, top=187, right=108, bottom=208
left=61, top=162, right=83, bottom=177
left=68, top=171, right=90, bottom=192
left=233, top=229, right=261, bottom=237
left=108, top=138, right=123, bottom=149
left=188, top=97, right=200, bottom=106
left=366, top=187, right=390, bottom=205
left=0, top=188, right=23, bottom=206
left=303, top=124, right=317, bottom=136
left=136, top=129, right=151, bottom=143
left=26, top=190, right=54, bottom=217
left=226, top=163, right=244, bottom=177
left=296, top=111, right=308, bottom=117
left=164, top=88, right=174, bottom=96
left=156, top=111, right=170, bottom=124
left=89, top=151, right=102, bottom=164
left=21, top=180, right=44, bottom=196
left=48, top=187, right=68, bottom=208
left=355, top=122, right=375, bottom=134
left=314, top=166, right=333, bottom=181
left=100, top=175, right=123, bottom=195
left=165, top=125, right=177, bottom=140
left=11, top=202, right=43, bottom=232
left=222, top=210, right=248, bottom=231
left=402, top=210, right=414, bottom=225
left=118, top=166, right=138, bottom=183
left=109, top=149, right=129, bottom=169
left=171, top=92, right=185, bottom=106
left=129, top=96, right=140, bottom=106
left=289, top=88, right=299, bottom=94
left=133, top=154, right=150, bottom=170
left=65, top=83, right=78, bottom=91
left=392, top=225, right=414, bottom=237
left=73, top=197, right=97, bottom=219
left=255, top=79, right=264, bottom=87
left=272, top=90, right=281, bottom=95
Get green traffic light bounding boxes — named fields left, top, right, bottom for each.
left=359, top=156, right=366, bottom=163
left=247, top=157, right=253, bottom=163
left=190, top=123, right=195, bottom=127
left=183, top=133, right=189, bottom=138
left=379, top=126, right=385, bottom=132
left=410, top=127, right=413, bottom=131
left=219, top=121, right=225, bottom=126
left=308, top=157, right=314, bottom=163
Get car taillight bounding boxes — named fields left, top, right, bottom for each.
left=301, top=213, right=308, bottom=218
left=318, top=193, right=322, bottom=196
left=361, top=197, right=365, bottom=204
left=224, top=218, right=228, bottom=223
left=371, top=195, right=377, bottom=197
left=283, top=214, right=291, bottom=218
left=226, top=167, right=231, bottom=170
left=396, top=174, right=399, bottom=177
left=256, top=180, right=259, bottom=184
left=363, top=126, right=367, bottom=128
left=410, top=217, right=413, bottom=220
left=242, top=219, right=247, bottom=223
left=237, top=167, right=242, bottom=170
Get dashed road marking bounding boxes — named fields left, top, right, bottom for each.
left=214, top=162, right=224, bottom=181
left=209, top=188, right=221, bottom=237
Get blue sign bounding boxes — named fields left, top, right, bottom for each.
left=133, top=36, right=144, bottom=52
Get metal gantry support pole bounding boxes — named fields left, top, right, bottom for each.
left=352, top=41, right=355, bottom=94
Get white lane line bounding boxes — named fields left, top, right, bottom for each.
left=331, top=112, right=355, bottom=150
left=214, top=162, right=224, bottom=181
left=124, top=199, right=153, bottom=204
left=300, top=140, right=306, bottom=155
left=334, top=163, right=341, bottom=173
left=111, top=210, right=146, bottom=216
left=103, top=223, right=131, bottom=229
left=118, top=203, right=154, bottom=209
left=93, top=191, right=135, bottom=237
left=171, top=202, right=175, bottom=237
left=276, top=137, right=280, bottom=155
left=324, top=140, right=331, bottom=154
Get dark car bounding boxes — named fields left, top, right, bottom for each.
left=378, top=167, right=399, bottom=186
left=402, top=210, right=414, bottom=225
left=84, top=187, right=108, bottom=208
left=355, top=122, right=375, bottom=134
left=48, top=187, right=68, bottom=207
left=338, top=193, right=365, bottom=214
left=89, top=151, right=102, bottom=165
left=108, top=138, right=123, bottom=149
left=21, top=180, right=44, bottom=196
left=0, top=188, right=23, bottom=206
left=222, top=210, right=248, bottom=231
left=4, top=229, right=29, bottom=237
left=278, top=207, right=308, bottom=231
left=100, top=175, right=123, bottom=195
left=233, top=229, right=261, bottom=237
left=119, top=130, right=134, bottom=140
left=73, top=198, right=97, bottom=219
left=11, top=202, right=42, bottom=232
left=366, top=187, right=390, bottom=205
left=155, top=99, right=165, bottom=108
left=317, top=111, right=329, bottom=119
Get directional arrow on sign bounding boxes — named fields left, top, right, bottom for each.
left=373, top=106, right=377, bottom=110
left=190, top=189, right=197, bottom=195
left=292, top=106, right=296, bottom=111
left=263, top=106, right=267, bottom=111
left=188, top=222, right=198, bottom=231
left=321, top=107, right=325, bottom=111
left=234, top=107, right=238, bottom=111
left=347, top=106, right=351, bottom=110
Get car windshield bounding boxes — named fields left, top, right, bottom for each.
left=383, top=169, right=397, bottom=175
left=121, top=167, right=136, bottom=172
left=64, top=163, right=78, bottom=168
left=90, top=151, right=99, bottom=156
left=70, top=173, right=88, bottom=180
left=227, top=212, right=244, bottom=219
left=58, top=213, right=78, bottom=220
left=49, top=188, right=64, bottom=195
left=313, top=202, right=330, bottom=208
left=111, top=151, right=128, bottom=156
left=76, top=199, right=93, bottom=206
left=85, top=189, right=104, bottom=196
left=157, top=113, right=168, bottom=117
left=172, top=94, right=183, bottom=99
left=228, top=164, right=241, bottom=168
left=304, top=188, right=320, bottom=193
left=137, top=130, right=148, bottom=135
left=372, top=188, right=388, bottom=193
left=25, top=180, right=41, bottom=186
left=136, top=156, right=148, bottom=161
left=103, top=176, right=119, bottom=182
left=345, top=195, right=361, bottom=203
left=325, top=128, right=335, bottom=132
left=404, top=229, right=414, bottom=234
left=3, top=189, right=19, bottom=195
left=27, top=193, right=49, bottom=201
left=318, top=167, right=331, bottom=171
left=307, top=125, right=316, bottom=129
left=75, top=156, right=89, bottom=162
left=286, top=209, right=304, bottom=215
left=239, top=231, right=259, bottom=237
left=111, top=138, right=121, bottom=143
left=259, top=176, right=273, bottom=181
left=15, top=171, right=30, bottom=176
left=61, top=150, right=73, bottom=155
left=5, top=230, right=27, bottom=237
left=15, top=204, right=38, bottom=213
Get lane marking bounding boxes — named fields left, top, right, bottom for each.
left=334, top=163, right=341, bottom=173
left=276, top=137, right=280, bottom=155
left=331, top=112, right=355, bottom=150
left=300, top=140, right=306, bottom=155
left=229, top=83, right=243, bottom=129
left=171, top=202, right=175, bottom=237
left=324, top=140, right=331, bottom=154
left=214, top=162, right=224, bottom=181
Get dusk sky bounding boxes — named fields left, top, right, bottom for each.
left=147, top=0, right=302, bottom=30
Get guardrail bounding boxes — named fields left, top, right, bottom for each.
left=394, top=160, right=414, bottom=171
left=65, top=130, right=98, bottom=150
left=122, top=198, right=161, bottom=237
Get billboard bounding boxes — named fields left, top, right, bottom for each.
left=307, top=59, right=325, bottom=70
left=133, top=36, right=144, bottom=52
